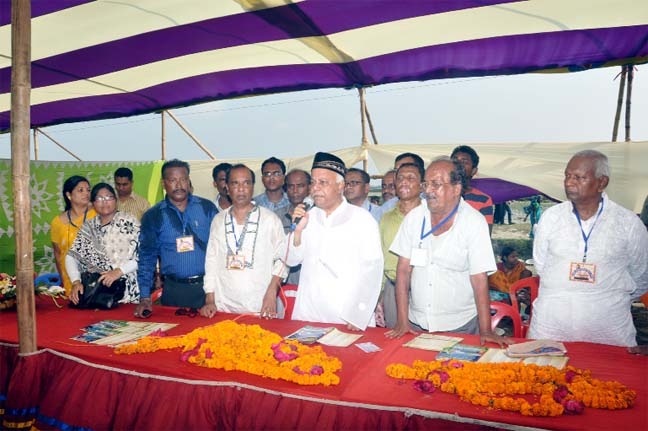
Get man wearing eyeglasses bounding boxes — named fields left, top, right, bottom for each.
left=381, top=170, right=396, bottom=203
left=344, top=168, right=382, bottom=221
left=201, top=164, right=288, bottom=319
left=386, top=156, right=509, bottom=347
left=288, top=152, right=383, bottom=331
left=134, top=159, right=217, bottom=318
left=254, top=156, right=290, bottom=212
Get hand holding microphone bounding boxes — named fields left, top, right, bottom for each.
left=291, top=196, right=314, bottom=231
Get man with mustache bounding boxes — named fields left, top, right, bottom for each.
left=529, top=150, right=648, bottom=347
left=386, top=156, right=509, bottom=346
left=288, top=152, right=383, bottom=331
left=135, top=159, right=217, bottom=318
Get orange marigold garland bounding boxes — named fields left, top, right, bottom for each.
left=115, top=320, right=342, bottom=386
left=386, top=360, right=636, bottom=417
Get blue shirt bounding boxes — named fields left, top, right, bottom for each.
left=137, top=194, right=217, bottom=298
left=253, top=191, right=290, bottom=212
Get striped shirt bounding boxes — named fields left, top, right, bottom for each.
left=137, top=194, right=217, bottom=298
left=463, top=187, right=494, bottom=225
left=117, top=192, right=150, bottom=221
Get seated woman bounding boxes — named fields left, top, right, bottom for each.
left=489, top=246, right=533, bottom=294
left=50, top=175, right=96, bottom=296
left=66, top=183, right=140, bottom=305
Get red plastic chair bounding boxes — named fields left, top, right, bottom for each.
left=508, top=275, right=540, bottom=337
left=278, top=284, right=298, bottom=320
left=490, top=301, right=523, bottom=338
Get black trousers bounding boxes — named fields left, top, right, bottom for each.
left=161, top=277, right=206, bottom=308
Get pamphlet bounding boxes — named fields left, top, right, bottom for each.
left=71, top=320, right=177, bottom=347
left=506, top=340, right=567, bottom=358
left=403, top=333, right=463, bottom=351
left=479, top=347, right=569, bottom=369
left=436, top=344, right=488, bottom=362
left=285, top=325, right=362, bottom=347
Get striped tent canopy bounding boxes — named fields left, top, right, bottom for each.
left=1, top=0, right=647, bottom=132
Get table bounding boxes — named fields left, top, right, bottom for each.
left=1, top=298, right=646, bottom=430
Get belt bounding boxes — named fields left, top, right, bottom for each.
left=165, top=274, right=204, bottom=284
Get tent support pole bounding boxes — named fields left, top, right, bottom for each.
left=624, top=65, right=633, bottom=142
left=33, top=128, right=39, bottom=160
left=11, top=0, right=37, bottom=354
left=166, top=109, right=216, bottom=160
left=36, top=128, right=82, bottom=161
left=161, top=110, right=167, bottom=160
left=365, top=103, right=379, bottom=146
left=358, top=88, right=369, bottom=171
left=612, top=66, right=626, bottom=142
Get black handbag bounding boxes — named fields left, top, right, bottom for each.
left=70, top=272, right=126, bottom=310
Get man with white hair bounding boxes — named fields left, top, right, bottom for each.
left=529, top=149, right=648, bottom=347
left=288, top=152, right=383, bottom=331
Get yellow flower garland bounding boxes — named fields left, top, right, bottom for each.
left=115, top=320, right=342, bottom=386
left=386, top=360, right=636, bottom=417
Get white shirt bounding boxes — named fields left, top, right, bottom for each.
left=390, top=199, right=496, bottom=331
left=287, top=199, right=383, bottom=330
left=528, top=193, right=648, bottom=347
left=203, top=206, right=288, bottom=314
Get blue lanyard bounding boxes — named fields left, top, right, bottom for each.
left=573, top=198, right=604, bottom=263
left=420, top=201, right=460, bottom=241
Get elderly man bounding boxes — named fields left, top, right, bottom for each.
left=288, top=152, right=383, bottom=330
left=386, top=157, right=508, bottom=346
left=200, top=164, right=288, bottom=318
left=114, top=167, right=150, bottom=220
left=344, top=167, right=382, bottom=221
left=254, top=156, right=290, bottom=212
left=378, top=162, right=423, bottom=328
left=135, top=159, right=217, bottom=318
left=528, top=150, right=648, bottom=347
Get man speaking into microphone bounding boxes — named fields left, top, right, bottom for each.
left=287, top=152, right=383, bottom=331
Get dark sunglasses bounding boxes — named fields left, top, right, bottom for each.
left=175, top=307, right=198, bottom=318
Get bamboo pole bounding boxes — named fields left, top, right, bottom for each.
left=161, top=110, right=167, bottom=160
left=33, top=128, right=39, bottom=160
left=365, top=105, right=379, bottom=145
left=624, top=65, right=633, bottom=142
left=11, top=0, right=37, bottom=354
left=166, top=110, right=215, bottom=159
left=358, top=88, right=369, bottom=171
left=36, top=128, right=82, bottom=161
left=611, top=66, right=626, bottom=142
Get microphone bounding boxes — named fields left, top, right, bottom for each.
left=290, top=196, right=314, bottom=231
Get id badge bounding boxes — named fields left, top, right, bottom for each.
left=227, top=253, right=246, bottom=270
left=176, top=235, right=195, bottom=252
left=410, top=248, right=428, bottom=267
left=569, top=262, right=596, bottom=283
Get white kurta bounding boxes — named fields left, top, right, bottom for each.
left=390, top=199, right=496, bottom=331
left=528, top=193, right=648, bottom=347
left=287, top=200, right=383, bottom=330
left=203, top=206, right=287, bottom=314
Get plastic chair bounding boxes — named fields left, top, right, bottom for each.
left=490, top=301, right=523, bottom=338
left=508, top=275, right=540, bottom=337
left=151, top=288, right=163, bottom=303
left=278, top=284, right=298, bottom=320
left=34, top=272, right=61, bottom=288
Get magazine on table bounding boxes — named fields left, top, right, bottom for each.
left=435, top=344, right=488, bottom=362
left=71, top=320, right=177, bottom=347
left=285, top=325, right=362, bottom=347
left=506, top=340, right=567, bottom=357
left=479, top=348, right=569, bottom=369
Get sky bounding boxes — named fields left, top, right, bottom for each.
left=0, top=65, right=646, bottom=164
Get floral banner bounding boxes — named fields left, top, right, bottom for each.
left=0, top=159, right=163, bottom=275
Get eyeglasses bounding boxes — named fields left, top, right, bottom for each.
left=381, top=183, right=395, bottom=190
left=94, top=195, right=116, bottom=202
left=422, top=181, right=451, bottom=190
left=344, top=180, right=364, bottom=188
left=262, top=171, right=283, bottom=178
left=175, top=307, right=198, bottom=318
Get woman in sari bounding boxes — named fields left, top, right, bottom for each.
left=50, top=175, right=96, bottom=295
left=67, top=183, right=140, bottom=305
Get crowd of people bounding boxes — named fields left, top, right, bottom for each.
left=51, top=147, right=648, bottom=349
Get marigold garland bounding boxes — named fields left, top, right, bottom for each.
left=115, top=320, right=342, bottom=386
left=386, top=360, right=636, bottom=417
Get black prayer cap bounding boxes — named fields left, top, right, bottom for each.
left=311, top=152, right=347, bottom=177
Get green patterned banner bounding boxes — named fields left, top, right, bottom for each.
left=0, top=160, right=164, bottom=275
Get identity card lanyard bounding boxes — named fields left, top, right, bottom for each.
left=573, top=198, right=604, bottom=263
left=229, top=211, right=248, bottom=253
left=420, top=201, right=460, bottom=246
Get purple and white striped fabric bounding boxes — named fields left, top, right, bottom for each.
left=1, top=0, right=647, bottom=131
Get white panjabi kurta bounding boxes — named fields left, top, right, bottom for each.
left=203, top=206, right=288, bottom=314
left=287, top=199, right=383, bottom=330
left=390, top=199, right=496, bottom=331
left=528, top=193, right=648, bottom=347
